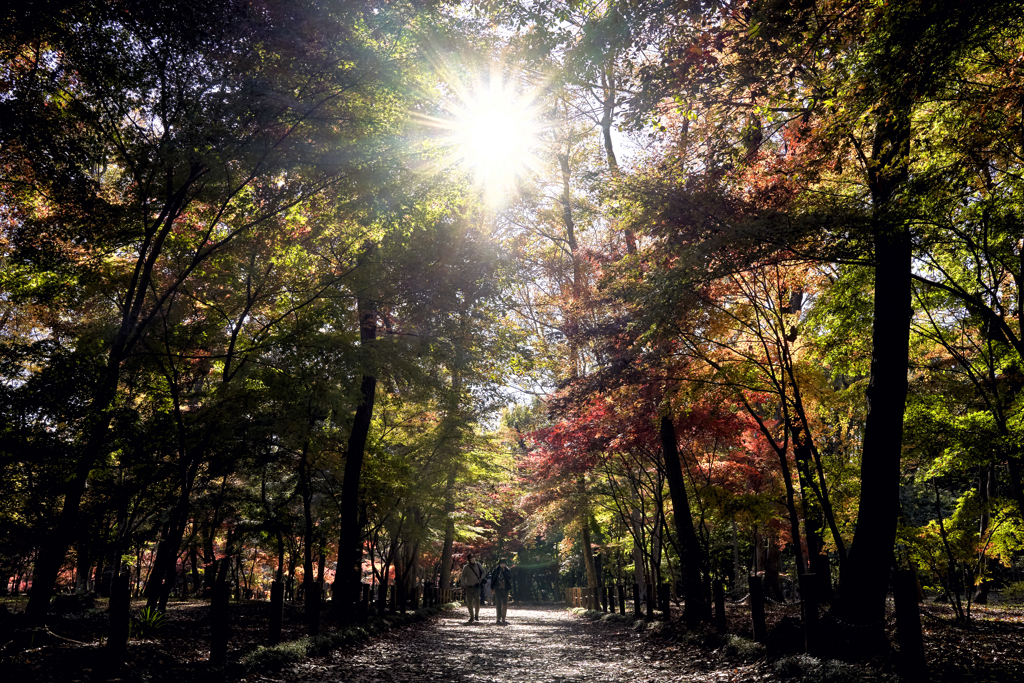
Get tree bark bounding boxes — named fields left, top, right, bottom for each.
left=332, top=289, right=377, bottom=619
left=438, top=466, right=457, bottom=589
left=836, top=104, right=912, bottom=630
left=659, top=415, right=710, bottom=625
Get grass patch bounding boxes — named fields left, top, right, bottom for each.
left=719, top=634, right=766, bottom=663
left=239, top=601, right=459, bottom=674
left=773, top=655, right=866, bottom=682
left=241, top=638, right=309, bottom=671
left=600, top=612, right=631, bottom=624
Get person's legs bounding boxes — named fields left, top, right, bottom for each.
left=469, top=587, right=481, bottom=621
left=466, top=588, right=480, bottom=622
left=496, top=590, right=508, bottom=622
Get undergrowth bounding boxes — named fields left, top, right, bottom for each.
left=239, top=602, right=458, bottom=673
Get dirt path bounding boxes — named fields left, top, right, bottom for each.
left=283, top=605, right=677, bottom=683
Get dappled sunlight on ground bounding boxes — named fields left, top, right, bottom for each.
left=285, top=604, right=663, bottom=683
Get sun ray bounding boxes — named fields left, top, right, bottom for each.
left=415, top=62, right=544, bottom=206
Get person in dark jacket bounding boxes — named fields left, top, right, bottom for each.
left=488, top=558, right=513, bottom=625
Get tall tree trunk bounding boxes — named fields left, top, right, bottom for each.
left=836, top=103, right=912, bottom=631
left=439, top=467, right=457, bottom=589
left=300, top=439, right=315, bottom=589
left=581, top=506, right=598, bottom=609
left=796, top=425, right=832, bottom=598
left=631, top=507, right=647, bottom=606
left=597, top=60, right=637, bottom=255
left=576, top=476, right=599, bottom=608
left=190, top=542, right=201, bottom=596
left=75, top=547, right=92, bottom=595
left=974, top=464, right=995, bottom=604
left=333, top=286, right=377, bottom=619
left=659, top=415, right=710, bottom=625
left=276, top=530, right=286, bottom=582
left=25, top=368, right=120, bottom=625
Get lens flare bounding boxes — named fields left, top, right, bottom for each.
left=415, top=64, right=544, bottom=206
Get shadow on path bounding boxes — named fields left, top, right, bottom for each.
left=284, top=604, right=665, bottom=683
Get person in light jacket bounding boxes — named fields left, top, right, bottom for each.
left=459, top=553, right=484, bottom=623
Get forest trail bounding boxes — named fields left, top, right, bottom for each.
left=284, top=605, right=677, bottom=683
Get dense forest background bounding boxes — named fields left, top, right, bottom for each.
left=3, top=0, right=1024, bottom=665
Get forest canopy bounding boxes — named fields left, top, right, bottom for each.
left=2, top=0, right=1024, bottom=662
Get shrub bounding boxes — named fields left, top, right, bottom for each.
left=601, top=613, right=630, bottom=624
left=241, top=638, right=309, bottom=671
left=772, top=654, right=865, bottom=682
left=130, top=606, right=165, bottom=639
left=719, top=635, right=766, bottom=663
left=774, top=655, right=820, bottom=679
left=306, top=634, right=338, bottom=657
left=1001, top=581, right=1024, bottom=605
left=676, top=630, right=726, bottom=649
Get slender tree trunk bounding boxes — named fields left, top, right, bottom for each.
left=732, top=521, right=741, bottom=591
left=631, top=507, right=647, bottom=607
left=659, top=415, right=710, bottom=625
left=333, top=286, right=377, bottom=619
left=437, top=356, right=463, bottom=590
left=190, top=542, right=201, bottom=596
left=75, top=547, right=91, bottom=595
left=276, top=530, right=286, bottom=583
left=439, top=467, right=457, bottom=589
left=974, top=464, right=995, bottom=604
left=581, top=507, right=598, bottom=609
left=597, top=60, right=636, bottom=255
left=300, top=439, right=315, bottom=589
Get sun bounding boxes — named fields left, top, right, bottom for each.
left=452, top=79, right=540, bottom=201
left=416, top=66, right=543, bottom=205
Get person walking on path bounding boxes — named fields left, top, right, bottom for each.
left=460, top=553, right=484, bottom=623
left=489, top=558, right=513, bottom=625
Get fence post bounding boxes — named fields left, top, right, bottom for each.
left=106, top=571, right=130, bottom=661
left=749, top=575, right=767, bottom=643
left=713, top=579, right=727, bottom=634
left=210, top=581, right=230, bottom=665
left=894, top=569, right=927, bottom=682
left=617, top=583, right=626, bottom=615
left=633, top=583, right=641, bottom=617
left=657, top=583, right=670, bottom=620
left=601, top=586, right=609, bottom=613
left=799, top=573, right=818, bottom=655
left=269, top=580, right=284, bottom=644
